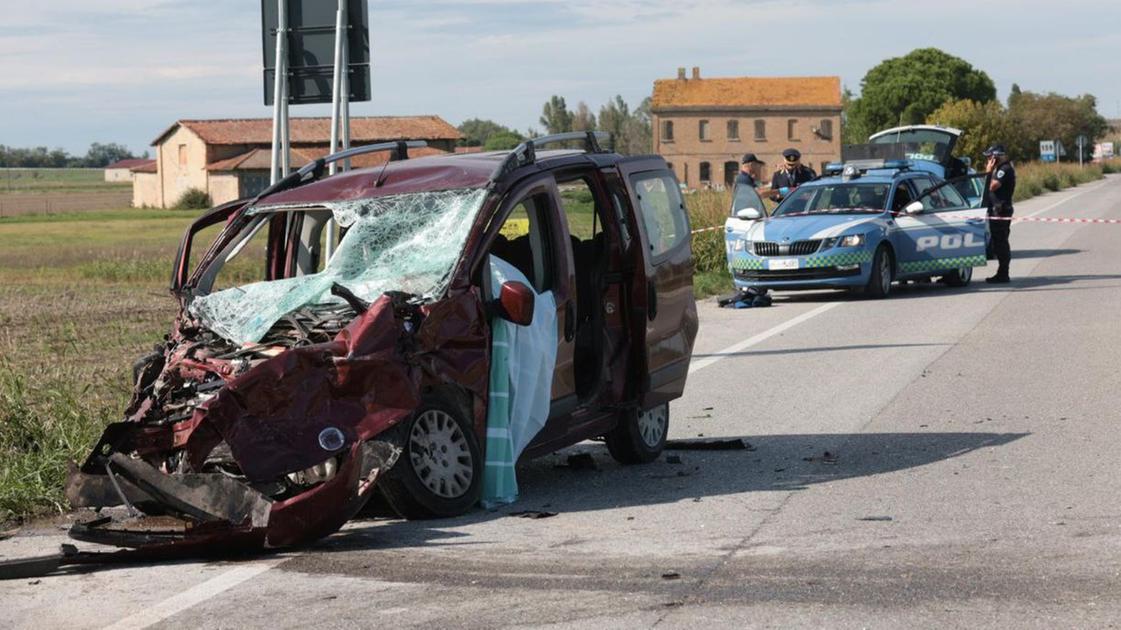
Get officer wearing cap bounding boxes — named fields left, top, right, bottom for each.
left=735, top=153, right=765, bottom=189
left=983, top=144, right=1016, bottom=283
left=769, top=148, right=817, bottom=201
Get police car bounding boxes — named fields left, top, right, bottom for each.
left=724, top=159, right=989, bottom=298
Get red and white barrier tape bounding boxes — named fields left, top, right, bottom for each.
left=945, top=214, right=1121, bottom=224
left=692, top=214, right=1121, bottom=234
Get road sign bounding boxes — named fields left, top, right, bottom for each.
left=262, top=0, right=370, bottom=106
left=1040, top=140, right=1057, bottom=163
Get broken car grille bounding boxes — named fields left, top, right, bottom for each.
left=752, top=240, right=822, bottom=257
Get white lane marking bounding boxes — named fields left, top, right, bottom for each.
left=688, top=302, right=841, bottom=375
left=102, top=557, right=287, bottom=630
left=1022, top=179, right=1110, bottom=219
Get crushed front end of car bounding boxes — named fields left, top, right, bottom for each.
left=65, top=185, right=491, bottom=555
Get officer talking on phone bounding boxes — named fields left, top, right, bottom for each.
left=983, top=144, right=1016, bottom=283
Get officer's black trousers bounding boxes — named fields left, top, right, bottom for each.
left=990, top=218, right=1012, bottom=277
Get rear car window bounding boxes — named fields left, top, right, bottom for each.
left=630, top=172, right=688, bottom=258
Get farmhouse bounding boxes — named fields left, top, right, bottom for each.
left=651, top=69, right=842, bottom=189
left=104, top=158, right=155, bottom=182
left=133, top=116, right=462, bottom=208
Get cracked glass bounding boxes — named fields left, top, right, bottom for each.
left=189, top=188, right=487, bottom=345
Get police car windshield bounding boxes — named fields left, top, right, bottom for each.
left=771, top=183, right=889, bottom=217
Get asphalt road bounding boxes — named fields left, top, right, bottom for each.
left=4, top=176, right=1121, bottom=629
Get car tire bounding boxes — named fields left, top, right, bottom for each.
left=605, top=403, right=669, bottom=465
left=943, top=266, right=973, bottom=287
left=379, top=397, right=483, bottom=520
left=863, top=246, right=894, bottom=299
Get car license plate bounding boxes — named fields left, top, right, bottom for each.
left=768, top=258, right=799, bottom=271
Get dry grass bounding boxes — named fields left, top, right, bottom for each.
left=0, top=209, right=190, bottom=523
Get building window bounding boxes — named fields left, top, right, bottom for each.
left=177, top=144, right=188, bottom=167
left=754, top=120, right=766, bottom=141
left=787, top=119, right=798, bottom=140
left=818, top=119, right=833, bottom=140
left=662, top=120, right=674, bottom=142
left=699, top=120, right=711, bottom=141
left=727, top=120, right=739, bottom=141
left=724, top=161, right=739, bottom=187
left=699, top=161, right=711, bottom=183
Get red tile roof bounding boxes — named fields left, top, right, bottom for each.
left=652, top=75, right=841, bottom=110
left=206, top=144, right=452, bottom=172
left=105, top=158, right=156, bottom=170
left=154, top=116, right=462, bottom=146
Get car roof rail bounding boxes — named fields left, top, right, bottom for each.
left=254, top=140, right=428, bottom=203
left=491, top=131, right=612, bottom=181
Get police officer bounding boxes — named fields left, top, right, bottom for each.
left=769, top=148, right=817, bottom=202
left=983, top=144, right=1016, bottom=283
left=735, top=153, right=765, bottom=189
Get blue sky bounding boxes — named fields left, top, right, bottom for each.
left=1, top=0, right=1119, bottom=155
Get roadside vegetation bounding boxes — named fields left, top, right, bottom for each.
left=0, top=168, right=131, bottom=195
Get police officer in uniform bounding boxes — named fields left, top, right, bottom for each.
left=983, top=144, right=1016, bottom=283
left=769, top=148, right=817, bottom=202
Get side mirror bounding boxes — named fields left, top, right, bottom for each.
left=495, top=281, right=535, bottom=326
left=735, top=207, right=763, bottom=221
left=904, top=201, right=924, bottom=214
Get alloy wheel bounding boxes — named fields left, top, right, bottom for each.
left=408, top=409, right=474, bottom=499
left=636, top=405, right=668, bottom=448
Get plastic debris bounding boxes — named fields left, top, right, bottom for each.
left=665, top=438, right=754, bottom=451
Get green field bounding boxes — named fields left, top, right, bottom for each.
left=0, top=168, right=132, bottom=195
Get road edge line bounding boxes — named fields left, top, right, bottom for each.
left=688, top=302, right=841, bottom=375
left=101, top=557, right=287, bottom=630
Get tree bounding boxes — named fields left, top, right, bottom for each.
left=598, top=95, right=630, bottom=151
left=457, top=118, right=517, bottom=147
left=539, top=96, right=574, bottom=134
left=83, top=142, right=135, bottom=168
left=927, top=99, right=1018, bottom=165
left=1008, top=91, right=1109, bottom=162
left=483, top=131, right=524, bottom=151
left=846, top=48, right=996, bottom=141
left=572, top=102, right=596, bottom=132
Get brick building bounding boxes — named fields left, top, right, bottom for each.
left=133, top=116, right=462, bottom=208
left=651, top=68, right=842, bottom=189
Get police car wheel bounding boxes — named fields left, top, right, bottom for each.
left=944, top=266, right=972, bottom=287
left=605, top=403, right=669, bottom=465
left=863, top=246, right=893, bottom=299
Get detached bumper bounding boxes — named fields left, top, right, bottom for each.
left=64, top=440, right=400, bottom=552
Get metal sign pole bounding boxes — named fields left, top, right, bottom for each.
left=341, top=0, right=351, bottom=173
left=324, top=0, right=348, bottom=260
left=269, top=0, right=288, bottom=184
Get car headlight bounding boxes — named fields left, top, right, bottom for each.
left=839, top=234, right=866, bottom=248
left=734, top=239, right=750, bottom=252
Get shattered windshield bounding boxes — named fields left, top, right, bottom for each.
left=772, top=183, right=889, bottom=216
left=189, top=188, right=488, bottom=345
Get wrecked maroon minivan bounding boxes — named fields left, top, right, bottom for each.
left=66, top=132, right=698, bottom=553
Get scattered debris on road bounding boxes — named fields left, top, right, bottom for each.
left=661, top=570, right=682, bottom=580
left=558, top=453, right=599, bottom=471
left=857, top=516, right=894, bottom=522
left=803, top=451, right=839, bottom=464
left=665, top=455, right=684, bottom=465
left=509, top=510, right=558, bottom=519
left=665, top=438, right=754, bottom=451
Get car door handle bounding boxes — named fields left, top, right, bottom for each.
left=564, top=301, right=575, bottom=342
left=647, top=278, right=658, bottom=320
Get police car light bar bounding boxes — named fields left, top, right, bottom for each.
left=827, top=159, right=913, bottom=179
